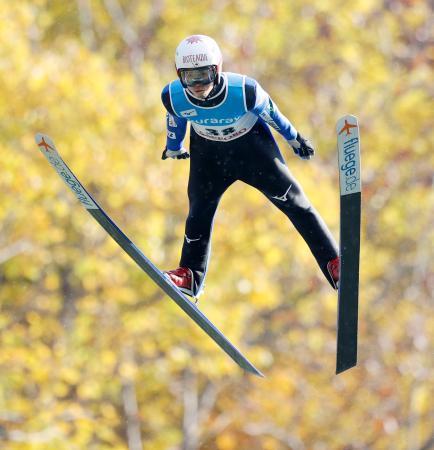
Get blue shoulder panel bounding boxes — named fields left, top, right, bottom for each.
left=161, top=84, right=175, bottom=116
left=161, top=82, right=188, bottom=150
left=244, top=77, right=257, bottom=111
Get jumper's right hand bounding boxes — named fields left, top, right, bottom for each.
left=161, top=147, right=190, bottom=160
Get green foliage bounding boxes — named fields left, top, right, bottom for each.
left=0, top=1, right=432, bottom=449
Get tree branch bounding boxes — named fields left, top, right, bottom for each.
left=0, top=240, right=33, bottom=265
left=76, top=0, right=97, bottom=50
left=121, top=346, right=143, bottom=450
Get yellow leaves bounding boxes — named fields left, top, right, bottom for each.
left=216, top=432, right=239, bottom=450
left=52, top=380, right=69, bottom=398
left=100, top=402, right=118, bottom=421
left=44, top=272, right=60, bottom=291
left=77, top=379, right=102, bottom=400
left=271, top=369, right=297, bottom=396
left=392, top=88, right=432, bottom=156
left=59, top=366, right=81, bottom=385
left=411, top=385, right=430, bottom=415
left=305, top=327, right=325, bottom=352
left=168, top=346, right=191, bottom=366
left=298, top=300, right=320, bottom=326
left=0, top=1, right=433, bottom=449
left=249, top=346, right=275, bottom=369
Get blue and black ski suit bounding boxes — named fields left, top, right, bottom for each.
left=162, top=72, right=338, bottom=294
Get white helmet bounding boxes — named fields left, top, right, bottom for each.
left=175, top=35, right=223, bottom=87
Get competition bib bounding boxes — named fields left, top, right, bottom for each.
left=169, top=73, right=258, bottom=142
left=190, top=112, right=257, bottom=141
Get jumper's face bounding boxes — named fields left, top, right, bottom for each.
left=180, top=67, right=215, bottom=99
left=187, top=82, right=214, bottom=99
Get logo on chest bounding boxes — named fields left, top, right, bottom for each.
left=193, top=116, right=241, bottom=125
left=180, top=109, right=198, bottom=118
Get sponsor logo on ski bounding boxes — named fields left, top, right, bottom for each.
left=339, top=119, right=358, bottom=136
left=180, top=109, right=198, bottom=118
left=49, top=157, right=96, bottom=209
left=340, top=137, right=360, bottom=193
left=167, top=130, right=176, bottom=139
left=38, top=136, right=55, bottom=152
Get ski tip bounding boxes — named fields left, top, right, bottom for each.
left=35, top=132, right=48, bottom=144
left=336, top=115, right=359, bottom=135
left=337, top=114, right=358, bottom=124
left=35, top=133, right=57, bottom=154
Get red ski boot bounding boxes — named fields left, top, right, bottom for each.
left=164, top=267, right=194, bottom=297
left=327, top=256, right=340, bottom=290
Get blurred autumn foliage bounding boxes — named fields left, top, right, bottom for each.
left=0, top=0, right=432, bottom=449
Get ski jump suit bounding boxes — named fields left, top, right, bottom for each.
left=162, top=72, right=338, bottom=295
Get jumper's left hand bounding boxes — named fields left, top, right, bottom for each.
left=288, top=133, right=315, bottom=160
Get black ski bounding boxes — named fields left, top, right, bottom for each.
left=35, top=133, right=263, bottom=377
left=336, top=115, right=361, bottom=374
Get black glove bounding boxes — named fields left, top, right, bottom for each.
left=288, top=133, right=315, bottom=160
left=161, top=147, right=190, bottom=160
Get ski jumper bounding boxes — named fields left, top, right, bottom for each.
left=162, top=72, right=338, bottom=294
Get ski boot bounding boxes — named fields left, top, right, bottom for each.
left=327, top=256, right=340, bottom=290
left=164, top=267, right=195, bottom=298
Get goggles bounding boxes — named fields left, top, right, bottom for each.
left=180, top=66, right=216, bottom=87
